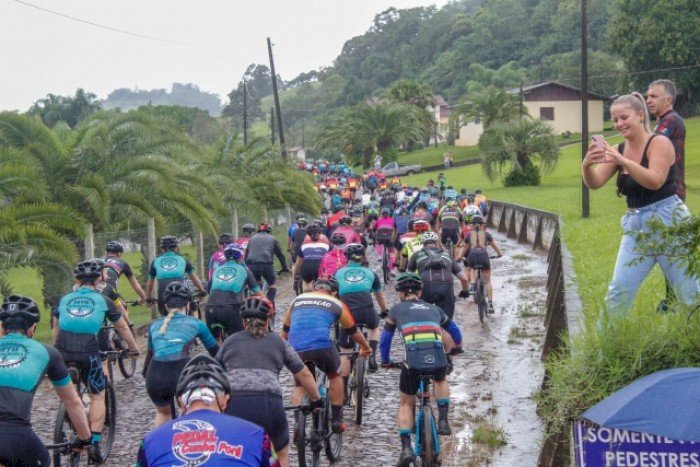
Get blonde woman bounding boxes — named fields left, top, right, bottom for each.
left=143, top=282, right=218, bottom=426
left=582, top=92, right=699, bottom=322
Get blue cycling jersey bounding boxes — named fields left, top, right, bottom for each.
left=56, top=287, right=120, bottom=335
left=149, top=251, right=194, bottom=281
left=148, top=314, right=217, bottom=362
left=136, top=409, right=272, bottom=466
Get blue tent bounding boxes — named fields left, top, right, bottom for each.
left=582, top=367, right=700, bottom=442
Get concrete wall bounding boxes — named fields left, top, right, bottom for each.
left=524, top=100, right=604, bottom=134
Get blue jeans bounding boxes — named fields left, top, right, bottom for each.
left=604, top=195, right=699, bottom=319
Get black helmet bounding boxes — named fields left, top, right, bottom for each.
left=242, top=223, right=255, bottom=235
left=175, top=354, right=231, bottom=400
left=307, top=224, right=322, bottom=237
left=163, top=281, right=191, bottom=307
left=332, top=206, right=343, bottom=213
left=315, top=275, right=339, bottom=293
left=105, top=241, right=124, bottom=253
left=330, top=232, right=347, bottom=246
left=395, top=272, right=423, bottom=293
left=296, top=212, right=306, bottom=220
left=339, top=215, right=352, bottom=226
left=73, top=259, right=104, bottom=280
left=218, top=233, right=234, bottom=245
left=460, top=188, right=467, bottom=195
left=160, top=235, right=178, bottom=250
left=344, top=243, right=365, bottom=261
left=240, top=296, right=275, bottom=321
left=0, top=295, right=40, bottom=325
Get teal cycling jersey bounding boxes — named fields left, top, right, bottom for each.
left=0, top=333, right=70, bottom=424
left=210, top=261, right=256, bottom=294
left=148, top=314, right=217, bottom=362
left=55, top=287, right=121, bottom=336
left=336, top=263, right=382, bottom=295
left=148, top=251, right=194, bottom=281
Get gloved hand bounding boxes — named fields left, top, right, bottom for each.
left=69, top=436, right=91, bottom=451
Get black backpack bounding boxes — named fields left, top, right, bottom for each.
left=424, top=248, right=448, bottom=270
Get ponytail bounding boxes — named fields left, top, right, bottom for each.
left=244, top=318, right=269, bottom=338
left=159, top=310, right=176, bottom=335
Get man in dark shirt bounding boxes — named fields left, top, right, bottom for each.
left=245, top=223, right=288, bottom=310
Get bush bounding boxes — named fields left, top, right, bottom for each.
left=503, top=164, right=541, bottom=186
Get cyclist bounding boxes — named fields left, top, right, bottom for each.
left=463, top=212, right=503, bottom=313
left=208, top=232, right=234, bottom=281
left=399, top=219, right=430, bottom=272
left=218, top=297, right=322, bottom=467
left=374, top=207, right=397, bottom=270
left=288, top=216, right=308, bottom=264
left=245, top=223, right=288, bottom=310
left=336, top=243, right=387, bottom=376
left=236, top=223, right=256, bottom=251
left=281, top=276, right=372, bottom=434
left=442, top=185, right=458, bottom=202
left=53, top=259, right=139, bottom=462
left=137, top=354, right=274, bottom=467
left=474, top=188, right=489, bottom=216
left=0, top=295, right=93, bottom=466
left=292, top=223, right=330, bottom=292
left=437, top=199, right=464, bottom=258
left=146, top=235, right=206, bottom=316
left=206, top=243, right=262, bottom=343
left=326, top=206, right=346, bottom=232
left=407, top=232, right=470, bottom=321
left=103, top=240, right=148, bottom=304
left=332, top=214, right=362, bottom=247
left=411, top=201, right=434, bottom=227
left=318, top=232, right=349, bottom=278
left=144, top=282, right=218, bottom=426
left=380, top=273, right=462, bottom=466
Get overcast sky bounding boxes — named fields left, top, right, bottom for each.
left=0, top=0, right=449, bottom=111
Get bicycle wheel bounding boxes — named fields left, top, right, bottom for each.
left=351, top=357, right=365, bottom=425
left=101, top=382, right=117, bottom=460
left=476, top=277, right=487, bottom=323
left=295, top=403, right=310, bottom=467
left=324, top=387, right=342, bottom=463
left=114, top=331, right=137, bottom=379
left=53, top=403, right=81, bottom=467
left=421, top=404, right=437, bottom=467
left=382, top=246, right=390, bottom=284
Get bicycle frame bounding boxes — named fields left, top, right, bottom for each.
left=413, top=375, right=440, bottom=459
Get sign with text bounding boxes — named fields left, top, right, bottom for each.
left=573, top=420, right=700, bottom=467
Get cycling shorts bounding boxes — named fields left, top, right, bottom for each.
left=422, top=279, right=456, bottom=319
left=248, top=262, right=276, bottom=286
left=97, top=326, right=110, bottom=355
left=295, top=347, right=341, bottom=381
left=226, top=394, right=289, bottom=451
left=300, top=259, right=322, bottom=283
left=205, top=304, right=243, bottom=340
left=440, top=228, right=460, bottom=246
left=467, top=247, right=490, bottom=270
left=374, top=228, right=394, bottom=245
left=338, top=309, right=378, bottom=349
left=146, top=359, right=188, bottom=407
left=60, top=352, right=106, bottom=394
left=0, top=423, right=50, bottom=466
left=399, top=367, right=447, bottom=396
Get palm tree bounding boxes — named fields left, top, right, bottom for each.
left=454, top=86, right=525, bottom=129
left=478, top=118, right=559, bottom=186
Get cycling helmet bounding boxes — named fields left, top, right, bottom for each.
left=0, top=295, right=41, bottom=325
left=445, top=199, right=457, bottom=207
left=296, top=212, right=306, bottom=221
left=380, top=207, right=391, bottom=217
left=313, top=218, right=325, bottom=227
left=160, top=235, right=179, bottom=250
left=330, top=232, right=347, bottom=246
left=218, top=233, right=234, bottom=245
left=258, top=223, right=272, bottom=233
left=242, top=223, right=255, bottom=235
left=175, top=354, right=231, bottom=400
left=415, top=201, right=428, bottom=210
left=407, top=219, right=415, bottom=231
left=73, top=259, right=104, bottom=280
left=321, top=208, right=329, bottom=215
left=315, top=275, right=339, bottom=293
left=344, top=243, right=365, bottom=262
left=240, top=296, right=275, bottom=321
left=339, top=215, right=352, bottom=226
left=412, top=220, right=430, bottom=232
left=467, top=194, right=476, bottom=203
left=297, top=217, right=308, bottom=227
left=395, top=272, right=423, bottom=293
left=223, top=243, right=245, bottom=260
left=464, top=205, right=481, bottom=223
left=471, top=212, right=485, bottom=225
left=332, top=206, right=343, bottom=213
left=307, top=224, right=322, bottom=237
left=421, top=231, right=439, bottom=244
left=105, top=241, right=124, bottom=253
left=368, top=208, right=379, bottom=217
left=163, top=281, right=191, bottom=307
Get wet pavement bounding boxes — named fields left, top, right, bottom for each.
left=31, top=231, right=547, bottom=466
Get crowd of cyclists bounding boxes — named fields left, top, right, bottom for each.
left=0, top=166, right=504, bottom=466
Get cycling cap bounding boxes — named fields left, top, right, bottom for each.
left=73, top=259, right=104, bottom=280
left=218, top=233, right=234, bottom=245
left=306, top=224, right=322, bottom=237
left=258, top=223, right=272, bottom=233
left=242, top=223, right=255, bottom=235
left=344, top=243, right=365, bottom=261
left=395, top=272, right=423, bottom=293
left=314, top=275, right=339, bottom=293
left=330, top=232, right=347, bottom=246
left=240, top=296, right=275, bottom=321
left=0, top=295, right=40, bottom=324
left=421, top=231, right=439, bottom=244
left=160, top=235, right=179, bottom=250
left=163, top=281, right=191, bottom=307
left=339, top=215, right=352, bottom=225
left=175, top=354, right=231, bottom=400
left=223, top=243, right=245, bottom=260
left=105, top=241, right=124, bottom=253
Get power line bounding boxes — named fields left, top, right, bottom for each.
left=545, top=63, right=700, bottom=88
left=12, top=0, right=199, bottom=46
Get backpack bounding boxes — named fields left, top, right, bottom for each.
left=424, top=248, right=448, bottom=270
left=318, top=250, right=347, bottom=277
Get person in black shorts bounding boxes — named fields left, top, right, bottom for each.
left=292, top=223, right=330, bottom=292
left=103, top=240, right=148, bottom=304
left=244, top=223, right=288, bottom=310
left=217, top=296, right=323, bottom=467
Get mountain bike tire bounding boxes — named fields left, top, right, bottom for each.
left=421, top=405, right=437, bottom=467
left=476, top=278, right=487, bottom=323
left=352, top=357, right=365, bottom=425
left=113, top=331, right=137, bottom=379
left=101, top=382, right=117, bottom=459
left=295, top=403, right=310, bottom=467
left=53, top=403, right=81, bottom=467
left=382, top=246, right=390, bottom=284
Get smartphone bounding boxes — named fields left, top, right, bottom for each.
left=591, top=135, right=613, bottom=163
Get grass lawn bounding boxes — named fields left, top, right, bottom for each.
left=404, top=117, right=700, bottom=322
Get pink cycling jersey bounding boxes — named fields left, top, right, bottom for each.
left=375, top=217, right=396, bottom=231
left=318, top=249, right=348, bottom=277
left=332, top=226, right=361, bottom=247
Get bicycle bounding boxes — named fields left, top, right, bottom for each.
left=293, top=360, right=342, bottom=467
left=473, top=255, right=499, bottom=323
left=53, top=362, right=117, bottom=466
left=46, top=441, right=80, bottom=467
left=345, top=328, right=371, bottom=425
left=103, top=319, right=138, bottom=379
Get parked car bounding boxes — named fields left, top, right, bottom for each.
left=380, top=161, right=422, bottom=177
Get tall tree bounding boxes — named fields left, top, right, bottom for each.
left=28, top=88, right=101, bottom=128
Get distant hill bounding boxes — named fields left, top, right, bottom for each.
left=102, top=83, right=223, bottom=116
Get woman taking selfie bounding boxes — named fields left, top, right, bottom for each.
left=582, top=92, right=698, bottom=323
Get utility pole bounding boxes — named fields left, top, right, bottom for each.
left=581, top=0, right=590, bottom=218
left=267, top=37, right=286, bottom=158
left=270, top=107, right=275, bottom=145
left=243, top=79, right=248, bottom=145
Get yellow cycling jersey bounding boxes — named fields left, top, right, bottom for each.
left=401, top=237, right=424, bottom=259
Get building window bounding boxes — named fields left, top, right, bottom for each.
left=540, top=107, right=554, bottom=121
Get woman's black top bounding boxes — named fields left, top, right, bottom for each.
left=617, top=135, right=677, bottom=208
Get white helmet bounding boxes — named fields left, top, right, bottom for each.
left=463, top=205, right=481, bottom=222
left=421, top=231, right=439, bottom=244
